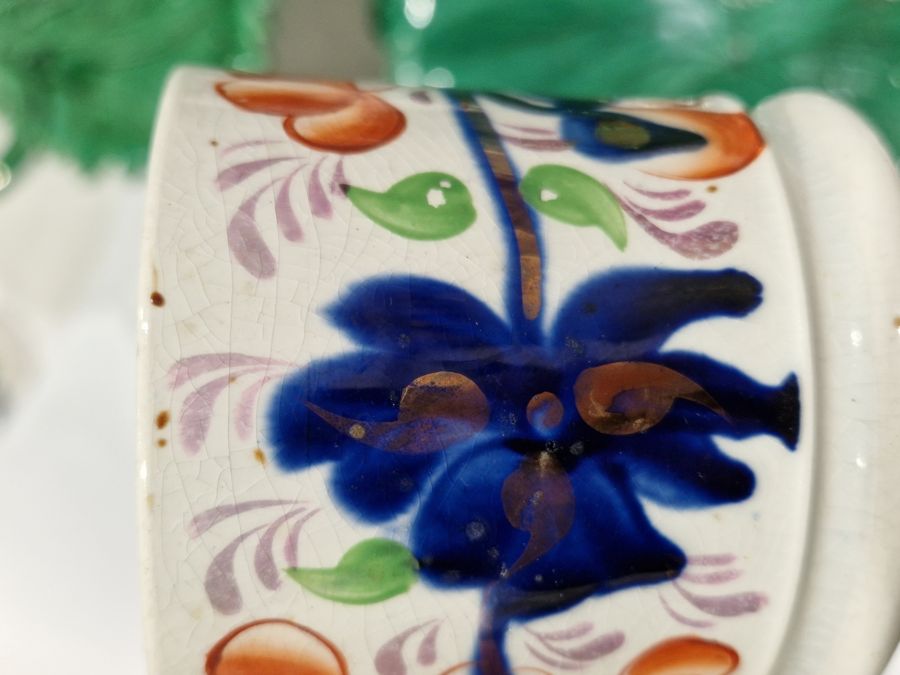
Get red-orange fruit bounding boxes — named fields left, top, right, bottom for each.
left=215, top=78, right=358, bottom=117
left=611, top=106, right=765, bottom=180
left=284, top=93, right=406, bottom=153
left=620, top=636, right=740, bottom=675
left=206, top=619, right=347, bottom=675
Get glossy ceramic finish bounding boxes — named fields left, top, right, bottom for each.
left=138, top=68, right=898, bottom=674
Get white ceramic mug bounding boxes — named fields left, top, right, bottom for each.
left=138, top=67, right=900, bottom=675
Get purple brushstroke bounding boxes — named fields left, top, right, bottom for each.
left=628, top=199, right=706, bottom=221
left=308, top=156, right=333, bottom=218
left=417, top=623, right=441, bottom=666
left=235, top=375, right=275, bottom=440
left=530, top=622, right=594, bottom=642
left=501, top=135, right=572, bottom=151
left=674, top=581, right=768, bottom=617
left=204, top=524, right=267, bottom=614
left=688, top=553, right=737, bottom=567
left=216, top=157, right=294, bottom=190
left=499, top=124, right=557, bottom=136
left=659, top=591, right=715, bottom=629
left=275, top=169, right=305, bottom=241
left=681, top=568, right=743, bottom=584
left=227, top=183, right=278, bottom=278
left=625, top=182, right=692, bottom=201
left=375, top=621, right=436, bottom=675
left=169, top=354, right=291, bottom=389
left=179, top=374, right=236, bottom=454
left=283, top=509, right=320, bottom=568
left=222, top=139, right=288, bottom=156
left=525, top=643, right=582, bottom=671
left=178, top=366, right=272, bottom=453
left=535, top=632, right=624, bottom=661
left=330, top=158, right=347, bottom=197
left=253, top=507, right=307, bottom=590
left=188, top=499, right=298, bottom=538
left=621, top=201, right=738, bottom=259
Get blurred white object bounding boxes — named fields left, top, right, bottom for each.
left=0, top=157, right=145, bottom=674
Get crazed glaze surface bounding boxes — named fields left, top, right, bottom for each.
left=139, top=69, right=822, bottom=674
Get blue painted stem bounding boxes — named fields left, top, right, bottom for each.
left=450, top=92, right=543, bottom=345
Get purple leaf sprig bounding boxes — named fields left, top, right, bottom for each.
left=216, top=141, right=349, bottom=279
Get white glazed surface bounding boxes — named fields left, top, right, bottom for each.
left=754, top=92, right=900, bottom=674
left=138, top=67, right=896, bottom=674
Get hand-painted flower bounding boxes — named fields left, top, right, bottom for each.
left=490, top=94, right=765, bottom=180
left=560, top=106, right=765, bottom=180
left=267, top=266, right=799, bottom=670
left=216, top=77, right=406, bottom=152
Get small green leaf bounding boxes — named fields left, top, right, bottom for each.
left=285, top=538, right=418, bottom=604
left=346, top=172, right=476, bottom=240
left=519, top=164, right=627, bottom=250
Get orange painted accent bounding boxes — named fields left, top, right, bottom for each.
left=307, top=371, right=489, bottom=454
left=574, top=362, right=727, bottom=435
left=284, top=94, right=406, bottom=153
left=215, top=79, right=358, bottom=117
left=526, top=391, right=565, bottom=431
left=612, top=106, right=765, bottom=180
left=620, top=636, right=739, bottom=675
left=216, top=77, right=406, bottom=153
left=206, top=619, right=347, bottom=675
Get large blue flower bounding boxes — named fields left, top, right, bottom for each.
left=268, top=94, right=799, bottom=674
left=267, top=267, right=798, bottom=619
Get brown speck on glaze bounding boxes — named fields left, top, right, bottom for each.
left=156, top=410, right=170, bottom=429
left=146, top=494, right=155, bottom=508
left=707, top=185, right=718, bottom=193
left=228, top=375, right=237, bottom=384
left=253, top=448, right=267, bottom=465
left=893, top=316, right=900, bottom=331
left=150, top=291, right=166, bottom=307
left=157, top=438, right=167, bottom=448
left=210, top=139, right=219, bottom=147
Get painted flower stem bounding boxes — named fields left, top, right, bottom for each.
left=453, top=93, right=550, bottom=673
left=451, top=93, right=543, bottom=340
left=476, top=588, right=513, bottom=675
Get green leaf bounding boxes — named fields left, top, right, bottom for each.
left=285, top=538, right=418, bottom=604
left=346, top=172, right=476, bottom=240
left=519, top=164, right=627, bottom=250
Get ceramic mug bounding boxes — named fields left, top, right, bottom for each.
left=138, top=68, right=900, bottom=675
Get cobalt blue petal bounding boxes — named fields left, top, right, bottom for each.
left=609, top=434, right=755, bottom=509
left=551, top=268, right=762, bottom=364
left=412, top=448, right=685, bottom=619
left=324, top=275, right=512, bottom=357
left=649, top=351, right=800, bottom=449
left=561, top=110, right=706, bottom=161
left=329, top=445, right=444, bottom=523
left=412, top=446, right=524, bottom=586
left=266, top=352, right=446, bottom=470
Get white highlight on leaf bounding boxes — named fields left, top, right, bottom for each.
left=540, top=188, right=558, bottom=202
left=427, top=188, right=447, bottom=208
